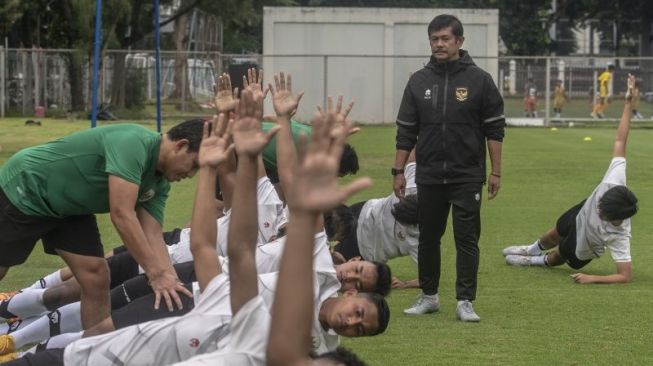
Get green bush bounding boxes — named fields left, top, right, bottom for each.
left=125, top=69, right=147, bottom=110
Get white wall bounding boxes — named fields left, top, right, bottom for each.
left=263, top=7, right=499, bottom=124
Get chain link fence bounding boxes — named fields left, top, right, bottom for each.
left=2, top=47, right=653, bottom=124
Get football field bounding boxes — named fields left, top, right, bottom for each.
left=1, top=118, right=652, bottom=365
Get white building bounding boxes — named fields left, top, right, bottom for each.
left=263, top=7, right=500, bottom=124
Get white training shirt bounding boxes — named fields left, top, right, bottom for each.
left=356, top=162, right=419, bottom=263
left=575, top=157, right=632, bottom=262
left=171, top=295, right=270, bottom=366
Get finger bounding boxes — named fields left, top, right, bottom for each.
left=296, top=91, right=305, bottom=106
left=177, top=283, right=193, bottom=298
left=224, top=143, right=236, bottom=156
left=233, top=87, right=239, bottom=100
left=336, top=95, right=343, bottom=113
left=343, top=100, right=354, bottom=118
left=327, top=96, right=333, bottom=112
left=263, top=85, right=270, bottom=99
left=280, top=71, right=286, bottom=91
left=171, top=290, right=183, bottom=310
left=316, top=105, right=324, bottom=118
left=348, top=127, right=361, bottom=136
left=268, top=83, right=275, bottom=97
left=258, top=69, right=264, bottom=85
left=247, top=68, right=253, bottom=85
left=263, top=114, right=277, bottom=122
left=274, top=74, right=280, bottom=91
left=339, top=177, right=373, bottom=200
left=264, top=125, right=281, bottom=142
left=225, top=73, right=232, bottom=90
left=154, top=291, right=161, bottom=310
left=215, top=113, right=226, bottom=137
left=162, top=291, right=174, bottom=312
left=243, top=75, right=248, bottom=88
left=287, top=73, right=292, bottom=93
left=202, top=119, right=209, bottom=139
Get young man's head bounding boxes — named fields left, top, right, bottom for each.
left=319, top=291, right=390, bottom=338
left=427, top=14, right=464, bottom=63
left=391, top=194, right=418, bottom=226
left=338, top=144, right=359, bottom=177
left=607, top=63, right=615, bottom=72
left=335, top=258, right=392, bottom=296
left=324, top=204, right=355, bottom=242
left=312, top=347, right=368, bottom=366
left=598, top=185, right=638, bottom=225
left=158, top=119, right=205, bottom=182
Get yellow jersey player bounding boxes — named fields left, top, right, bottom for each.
left=591, top=63, right=614, bottom=118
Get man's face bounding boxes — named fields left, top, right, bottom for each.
left=163, top=141, right=199, bottom=182
left=325, top=293, right=379, bottom=337
left=335, top=259, right=378, bottom=293
left=429, top=26, right=463, bottom=63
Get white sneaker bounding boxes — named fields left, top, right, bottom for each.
left=403, top=293, right=440, bottom=315
left=502, top=245, right=541, bottom=256
left=505, top=255, right=535, bottom=266
left=456, top=300, right=480, bottom=322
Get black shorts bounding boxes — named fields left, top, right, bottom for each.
left=333, top=201, right=366, bottom=260
left=2, top=348, right=64, bottom=366
left=556, top=199, right=592, bottom=270
left=0, top=188, right=103, bottom=267
left=106, top=251, right=140, bottom=289
left=112, top=282, right=194, bottom=329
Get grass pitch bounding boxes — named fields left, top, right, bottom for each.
left=1, top=118, right=652, bottom=365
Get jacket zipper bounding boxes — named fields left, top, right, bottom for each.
left=442, top=64, right=449, bottom=184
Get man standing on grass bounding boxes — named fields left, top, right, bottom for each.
left=0, top=121, right=199, bottom=333
left=503, top=74, right=638, bottom=284
left=393, top=14, right=505, bottom=322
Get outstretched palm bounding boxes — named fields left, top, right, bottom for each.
left=214, top=73, right=238, bottom=113
left=270, top=72, right=304, bottom=117
left=232, top=89, right=279, bottom=158
left=199, top=114, right=234, bottom=168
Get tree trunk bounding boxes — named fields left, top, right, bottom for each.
left=110, top=53, right=127, bottom=108
left=67, top=52, right=86, bottom=112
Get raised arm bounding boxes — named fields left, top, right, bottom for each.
left=267, top=106, right=372, bottom=366
left=229, top=89, right=280, bottom=314
left=613, top=73, right=635, bottom=158
left=191, top=114, right=235, bottom=292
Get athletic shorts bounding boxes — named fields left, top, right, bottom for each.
left=0, top=188, right=103, bottom=267
left=333, top=201, right=366, bottom=260
left=112, top=282, right=194, bottom=329
left=107, top=251, right=140, bottom=289
left=556, top=199, right=592, bottom=269
left=1, top=348, right=64, bottom=366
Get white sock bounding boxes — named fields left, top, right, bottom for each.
left=6, top=289, right=48, bottom=319
left=11, top=302, right=81, bottom=349
left=18, top=331, right=83, bottom=357
left=530, top=255, right=547, bottom=266
left=27, top=270, right=63, bottom=290
left=526, top=240, right=544, bottom=255
left=0, top=315, right=40, bottom=335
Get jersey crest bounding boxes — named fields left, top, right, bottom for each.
left=455, top=87, right=468, bottom=101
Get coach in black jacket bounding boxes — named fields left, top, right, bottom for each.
left=393, top=14, right=505, bottom=322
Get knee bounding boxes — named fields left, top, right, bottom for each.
left=75, top=260, right=110, bottom=290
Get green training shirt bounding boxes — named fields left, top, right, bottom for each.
left=0, top=124, right=170, bottom=224
left=261, top=119, right=312, bottom=169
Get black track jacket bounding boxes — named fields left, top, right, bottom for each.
left=396, top=50, right=505, bottom=185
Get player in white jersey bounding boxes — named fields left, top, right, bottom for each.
left=502, top=74, right=639, bottom=284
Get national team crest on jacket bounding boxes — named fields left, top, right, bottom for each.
left=455, top=87, right=468, bottom=102
left=424, top=89, right=431, bottom=100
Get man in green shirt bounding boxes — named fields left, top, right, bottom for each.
left=0, top=120, right=203, bottom=330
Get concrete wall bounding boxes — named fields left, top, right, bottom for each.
left=263, top=7, right=499, bottom=124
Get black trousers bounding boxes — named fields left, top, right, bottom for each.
left=417, top=182, right=482, bottom=300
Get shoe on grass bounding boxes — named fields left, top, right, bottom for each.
left=501, top=245, right=536, bottom=256
left=456, top=300, right=480, bottom=322
left=403, top=293, right=440, bottom=315
left=505, top=255, right=536, bottom=266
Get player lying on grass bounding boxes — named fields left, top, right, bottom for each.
left=502, top=74, right=639, bottom=284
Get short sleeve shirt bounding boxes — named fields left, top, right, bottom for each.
left=575, top=157, right=631, bottom=262
left=0, top=124, right=169, bottom=224
left=261, top=120, right=312, bottom=170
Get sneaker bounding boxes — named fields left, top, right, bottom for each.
left=456, top=300, right=480, bottom=322
left=597, top=112, right=605, bottom=119
left=403, top=293, right=440, bottom=315
left=505, top=255, right=535, bottom=266
left=0, top=291, right=17, bottom=301
left=501, top=245, right=533, bottom=256
left=0, top=352, right=18, bottom=362
left=590, top=112, right=597, bottom=119
left=0, top=335, right=15, bottom=355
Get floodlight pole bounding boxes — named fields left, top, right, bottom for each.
left=154, top=0, right=162, bottom=133
left=90, top=0, right=103, bottom=128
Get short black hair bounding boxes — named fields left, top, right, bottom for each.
left=428, top=14, right=464, bottom=37
left=324, top=204, right=355, bottom=242
left=372, top=261, right=392, bottom=297
left=599, top=185, right=638, bottom=221
left=314, top=347, right=368, bottom=366
left=166, top=119, right=205, bottom=153
left=391, top=194, right=418, bottom=226
left=339, top=144, right=359, bottom=176
left=359, top=292, right=390, bottom=336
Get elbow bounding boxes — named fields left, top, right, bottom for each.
left=267, top=343, right=301, bottom=366
left=110, top=207, right=133, bottom=226
left=622, top=273, right=632, bottom=283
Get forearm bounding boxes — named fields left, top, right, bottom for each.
left=487, top=140, right=503, bottom=174
left=268, top=212, right=318, bottom=365
left=190, top=166, right=221, bottom=291
left=275, top=116, right=298, bottom=187
left=111, top=212, right=166, bottom=277
left=613, top=101, right=632, bottom=157
left=583, top=273, right=631, bottom=284
left=394, top=149, right=410, bottom=169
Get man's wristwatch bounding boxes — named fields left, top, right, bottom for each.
left=391, top=168, right=404, bottom=176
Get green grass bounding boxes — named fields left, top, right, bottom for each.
left=2, top=119, right=653, bottom=364
left=503, top=96, right=653, bottom=120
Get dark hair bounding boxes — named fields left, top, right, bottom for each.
left=428, top=14, right=464, bottom=37
left=339, top=144, right=359, bottom=176
left=607, top=64, right=615, bottom=70
left=599, top=185, right=638, bottom=221
left=166, top=119, right=205, bottom=153
left=314, top=347, right=368, bottom=366
left=359, top=292, right=390, bottom=336
left=391, top=194, right=419, bottom=226
left=372, top=261, right=392, bottom=297
left=324, top=204, right=355, bottom=242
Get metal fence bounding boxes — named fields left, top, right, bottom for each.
left=2, top=47, right=653, bottom=124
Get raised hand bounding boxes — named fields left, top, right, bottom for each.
left=625, top=73, right=635, bottom=101
left=214, top=73, right=238, bottom=113
left=198, top=113, right=235, bottom=168
left=232, top=89, right=280, bottom=158
left=269, top=72, right=304, bottom=118
left=285, top=110, right=371, bottom=213
left=243, top=68, right=268, bottom=113
left=316, top=95, right=359, bottom=136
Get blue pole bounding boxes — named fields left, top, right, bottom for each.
left=91, top=0, right=103, bottom=128
left=154, top=0, right=162, bottom=132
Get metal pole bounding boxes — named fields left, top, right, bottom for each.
left=90, top=0, right=103, bottom=128
left=0, top=46, right=4, bottom=118
left=545, top=57, right=551, bottom=125
left=154, top=0, right=162, bottom=132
